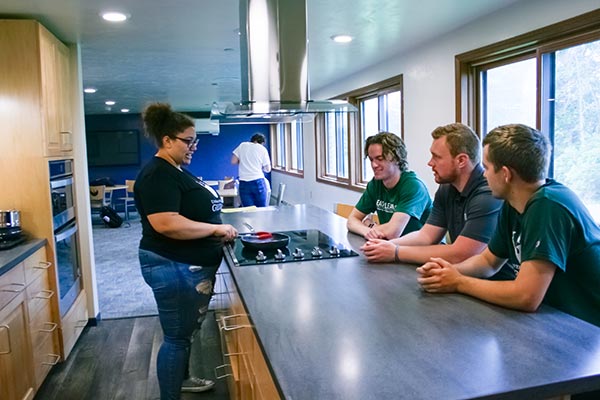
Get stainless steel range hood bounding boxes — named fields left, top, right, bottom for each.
left=211, top=0, right=356, bottom=123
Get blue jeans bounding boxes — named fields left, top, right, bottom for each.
left=139, top=249, right=217, bottom=400
left=239, top=178, right=269, bottom=207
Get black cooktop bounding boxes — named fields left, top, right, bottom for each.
left=225, top=229, right=358, bottom=266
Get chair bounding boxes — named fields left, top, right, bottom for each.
left=274, top=182, right=286, bottom=206
left=334, top=203, right=355, bottom=218
left=117, top=180, right=136, bottom=220
left=90, top=185, right=110, bottom=216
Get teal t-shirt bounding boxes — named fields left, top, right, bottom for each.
left=355, top=171, right=432, bottom=236
left=488, top=179, right=600, bottom=327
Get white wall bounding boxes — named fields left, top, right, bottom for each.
left=272, top=0, right=599, bottom=213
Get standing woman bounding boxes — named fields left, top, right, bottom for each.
left=135, top=102, right=238, bottom=400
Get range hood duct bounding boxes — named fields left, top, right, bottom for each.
left=211, top=0, right=356, bottom=123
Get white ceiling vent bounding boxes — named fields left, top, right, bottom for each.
left=195, top=118, right=220, bottom=135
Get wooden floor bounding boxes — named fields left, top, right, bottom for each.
left=34, top=313, right=230, bottom=400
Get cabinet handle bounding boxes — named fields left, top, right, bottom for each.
left=75, top=319, right=88, bottom=329
left=212, top=291, right=228, bottom=296
left=0, top=324, right=12, bottom=354
left=42, top=353, right=61, bottom=366
left=35, top=289, right=55, bottom=300
left=39, top=322, right=58, bottom=333
left=0, top=283, right=26, bottom=293
left=34, top=261, right=52, bottom=270
left=221, top=314, right=252, bottom=331
left=215, top=364, right=233, bottom=379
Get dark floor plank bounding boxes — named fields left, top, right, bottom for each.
left=35, top=314, right=229, bottom=400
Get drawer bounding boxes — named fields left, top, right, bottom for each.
left=60, top=289, right=88, bottom=358
left=23, top=247, right=50, bottom=285
left=29, top=301, right=56, bottom=350
left=32, top=330, right=60, bottom=390
left=26, top=270, right=53, bottom=320
left=0, top=263, right=26, bottom=310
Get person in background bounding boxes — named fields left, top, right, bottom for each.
left=135, top=102, right=238, bottom=400
left=231, top=133, right=272, bottom=207
left=361, top=123, right=515, bottom=280
left=347, top=131, right=432, bottom=240
left=417, top=124, right=600, bottom=332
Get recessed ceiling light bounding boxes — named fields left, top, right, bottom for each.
left=331, top=34, right=353, bottom=43
left=84, top=87, right=97, bottom=94
left=101, top=12, right=128, bottom=22
left=120, top=108, right=130, bottom=113
left=105, top=100, right=116, bottom=106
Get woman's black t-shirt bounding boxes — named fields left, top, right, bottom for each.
left=134, top=157, right=224, bottom=266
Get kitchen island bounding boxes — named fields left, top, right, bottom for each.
left=219, top=204, right=600, bottom=399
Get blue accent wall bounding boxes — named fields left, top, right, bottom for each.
left=85, top=114, right=271, bottom=184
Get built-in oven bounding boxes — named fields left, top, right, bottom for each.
left=49, top=160, right=82, bottom=316
left=50, top=159, right=75, bottom=229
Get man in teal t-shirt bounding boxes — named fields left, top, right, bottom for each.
left=348, top=132, right=431, bottom=240
left=417, top=124, right=600, bottom=328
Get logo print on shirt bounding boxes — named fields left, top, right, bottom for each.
left=511, top=230, right=522, bottom=264
left=376, top=200, right=396, bottom=214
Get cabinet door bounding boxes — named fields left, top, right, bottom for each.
left=0, top=294, right=35, bottom=400
left=39, top=26, right=72, bottom=157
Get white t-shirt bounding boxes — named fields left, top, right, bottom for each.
left=232, top=142, right=271, bottom=181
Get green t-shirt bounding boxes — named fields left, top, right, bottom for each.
left=488, top=180, right=600, bottom=327
left=355, top=171, right=432, bottom=236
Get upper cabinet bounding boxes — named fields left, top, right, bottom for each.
left=0, top=19, right=73, bottom=157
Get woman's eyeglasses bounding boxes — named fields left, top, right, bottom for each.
left=174, top=136, right=199, bottom=148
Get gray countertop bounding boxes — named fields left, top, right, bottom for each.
left=0, top=238, right=46, bottom=276
left=221, top=204, right=600, bottom=400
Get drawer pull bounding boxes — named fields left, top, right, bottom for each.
left=75, top=319, right=88, bottom=329
left=0, top=283, right=25, bottom=293
left=34, top=261, right=52, bottom=270
left=215, top=364, right=233, bottom=379
left=221, top=314, right=252, bottom=331
left=39, top=322, right=58, bottom=333
left=223, top=351, right=244, bottom=357
left=0, top=324, right=12, bottom=354
left=42, top=353, right=61, bottom=366
left=35, top=289, right=55, bottom=300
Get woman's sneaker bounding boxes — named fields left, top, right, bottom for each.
left=181, top=377, right=215, bottom=393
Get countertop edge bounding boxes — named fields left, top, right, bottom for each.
left=0, top=238, right=47, bottom=276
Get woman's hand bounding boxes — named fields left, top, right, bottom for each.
left=214, top=224, right=238, bottom=241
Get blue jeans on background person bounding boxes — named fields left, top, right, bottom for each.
left=139, top=249, right=217, bottom=400
left=239, top=178, right=269, bottom=207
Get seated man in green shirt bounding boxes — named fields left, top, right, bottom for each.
left=347, top=132, right=432, bottom=240
left=417, top=124, right=600, bottom=328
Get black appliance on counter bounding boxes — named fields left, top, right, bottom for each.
left=0, top=227, right=25, bottom=250
left=224, top=229, right=358, bottom=267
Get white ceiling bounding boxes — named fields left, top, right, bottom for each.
left=1, top=0, right=524, bottom=115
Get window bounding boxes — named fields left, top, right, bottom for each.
left=316, top=75, right=403, bottom=190
left=270, top=121, right=304, bottom=176
left=457, top=10, right=600, bottom=221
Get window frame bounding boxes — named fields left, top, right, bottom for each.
left=315, top=74, right=404, bottom=192
left=455, top=9, right=600, bottom=130
left=270, top=121, right=304, bottom=178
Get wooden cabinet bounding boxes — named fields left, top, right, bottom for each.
left=24, top=247, right=60, bottom=388
left=38, top=23, right=73, bottom=156
left=214, top=267, right=280, bottom=400
left=0, top=19, right=73, bottom=158
left=60, top=289, right=88, bottom=358
left=0, top=265, right=35, bottom=400
left=0, top=247, right=60, bottom=399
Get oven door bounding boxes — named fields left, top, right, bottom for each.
left=50, top=176, right=76, bottom=229
left=54, top=219, right=82, bottom=316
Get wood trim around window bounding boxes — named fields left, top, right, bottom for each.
left=455, top=8, right=600, bottom=125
